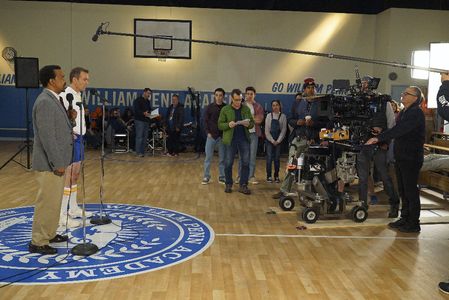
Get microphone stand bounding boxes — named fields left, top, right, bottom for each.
left=71, top=101, right=99, bottom=256
left=90, top=90, right=112, bottom=225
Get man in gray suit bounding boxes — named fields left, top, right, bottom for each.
left=29, top=65, right=73, bottom=255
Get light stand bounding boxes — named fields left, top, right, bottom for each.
left=90, top=89, right=112, bottom=225
left=0, top=88, right=32, bottom=170
left=71, top=100, right=99, bottom=256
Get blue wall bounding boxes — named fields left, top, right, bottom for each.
left=0, top=85, right=299, bottom=139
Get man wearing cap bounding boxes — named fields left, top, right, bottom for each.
left=366, top=86, right=425, bottom=233
left=357, top=76, right=400, bottom=218
left=273, top=78, right=323, bottom=198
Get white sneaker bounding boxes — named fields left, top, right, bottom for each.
left=249, top=177, right=259, bottom=185
left=69, top=207, right=93, bottom=218
left=59, top=215, right=82, bottom=228
left=201, top=177, right=210, bottom=185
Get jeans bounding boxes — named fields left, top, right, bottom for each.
left=265, top=141, right=281, bottom=178
left=239, top=132, right=258, bottom=178
left=203, top=136, right=225, bottom=180
left=280, top=137, right=308, bottom=193
left=135, top=119, right=149, bottom=155
left=396, top=159, right=423, bottom=224
left=225, top=139, right=250, bottom=186
left=356, top=145, right=399, bottom=207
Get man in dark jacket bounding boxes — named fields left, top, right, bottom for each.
left=202, top=88, right=226, bottom=184
left=165, top=94, right=184, bottom=156
left=437, top=72, right=449, bottom=122
left=133, top=88, right=152, bottom=157
left=366, top=86, right=425, bottom=233
left=356, top=76, right=399, bottom=218
left=436, top=72, right=449, bottom=295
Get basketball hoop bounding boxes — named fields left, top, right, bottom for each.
left=153, top=49, right=170, bottom=62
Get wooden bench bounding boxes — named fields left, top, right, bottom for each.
left=420, top=138, right=449, bottom=200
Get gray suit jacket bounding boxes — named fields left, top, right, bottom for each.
left=32, top=89, right=73, bottom=171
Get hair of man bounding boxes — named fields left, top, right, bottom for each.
left=39, top=65, right=61, bottom=87
left=245, top=86, right=256, bottom=93
left=214, top=88, right=225, bottom=96
left=231, top=89, right=242, bottom=98
left=69, top=67, right=89, bottom=82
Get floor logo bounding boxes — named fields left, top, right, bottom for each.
left=0, top=204, right=214, bottom=285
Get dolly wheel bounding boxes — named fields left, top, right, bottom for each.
left=279, top=196, right=295, bottom=211
left=302, top=207, right=319, bottom=224
left=352, top=206, right=368, bottom=223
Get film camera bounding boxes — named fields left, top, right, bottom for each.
left=316, top=79, right=391, bottom=148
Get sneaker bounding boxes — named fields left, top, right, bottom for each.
left=225, top=184, right=232, bottom=193
left=267, top=177, right=273, bottom=183
left=28, top=243, right=57, bottom=255
left=202, top=177, right=210, bottom=185
left=69, top=208, right=93, bottom=218
left=59, top=215, right=82, bottom=228
left=388, top=218, right=407, bottom=229
left=218, top=177, right=226, bottom=184
left=274, top=177, right=280, bottom=183
left=249, top=177, right=259, bottom=185
left=398, top=223, right=421, bottom=233
left=272, top=191, right=284, bottom=199
left=238, top=184, right=251, bottom=195
left=439, top=281, right=449, bottom=294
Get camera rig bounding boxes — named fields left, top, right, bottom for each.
left=315, top=79, right=392, bottom=151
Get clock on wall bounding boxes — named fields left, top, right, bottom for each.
left=2, top=47, right=17, bottom=62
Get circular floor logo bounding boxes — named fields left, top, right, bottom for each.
left=0, top=204, right=214, bottom=285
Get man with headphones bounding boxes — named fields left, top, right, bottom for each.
left=366, top=86, right=425, bottom=233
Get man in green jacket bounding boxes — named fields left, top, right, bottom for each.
left=218, top=89, right=255, bottom=194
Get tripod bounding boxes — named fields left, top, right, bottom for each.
left=0, top=88, right=32, bottom=171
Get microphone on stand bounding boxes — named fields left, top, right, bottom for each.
left=76, top=100, right=87, bottom=108
left=89, top=87, right=112, bottom=226
left=66, top=93, right=77, bottom=128
left=66, top=93, right=74, bottom=110
left=91, top=88, right=109, bottom=103
left=355, top=65, right=362, bottom=89
left=70, top=90, right=99, bottom=257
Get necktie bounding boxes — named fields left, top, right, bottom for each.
left=59, top=96, right=67, bottom=112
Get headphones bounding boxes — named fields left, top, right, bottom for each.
left=416, top=93, right=423, bottom=105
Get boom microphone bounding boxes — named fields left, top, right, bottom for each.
left=92, top=23, right=104, bottom=42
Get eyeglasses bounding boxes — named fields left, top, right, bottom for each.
left=401, top=91, right=418, bottom=97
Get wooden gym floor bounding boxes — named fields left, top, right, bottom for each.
left=0, top=141, right=448, bottom=300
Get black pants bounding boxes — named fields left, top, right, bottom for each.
left=395, top=159, right=423, bottom=225
left=167, top=130, right=181, bottom=154
left=357, top=145, right=399, bottom=207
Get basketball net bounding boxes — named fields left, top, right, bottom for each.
left=154, top=49, right=170, bottom=62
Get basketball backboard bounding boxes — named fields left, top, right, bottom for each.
left=134, top=19, right=192, bottom=59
